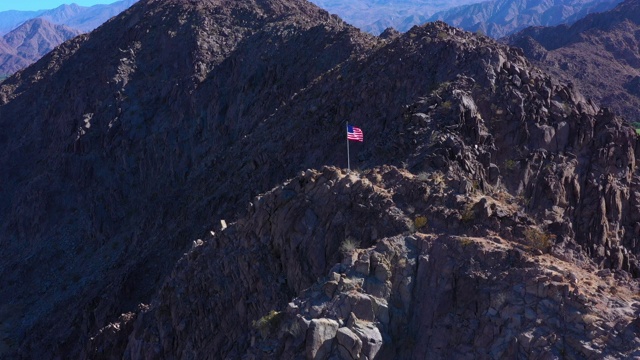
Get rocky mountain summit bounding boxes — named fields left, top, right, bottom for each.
left=0, top=18, right=82, bottom=76
left=1, top=0, right=640, bottom=359
left=506, top=0, right=640, bottom=122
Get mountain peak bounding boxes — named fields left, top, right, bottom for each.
left=3, top=17, right=81, bottom=55
left=0, top=0, right=373, bottom=356
left=56, top=3, right=82, bottom=10
left=139, top=0, right=341, bottom=23
left=0, top=17, right=81, bottom=76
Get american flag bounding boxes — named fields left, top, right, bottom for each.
left=347, top=125, right=363, bottom=142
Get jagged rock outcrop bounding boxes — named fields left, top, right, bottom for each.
left=506, top=0, right=640, bottom=121
left=262, top=20, right=640, bottom=276
left=2, top=0, right=640, bottom=359
left=92, top=167, right=640, bottom=359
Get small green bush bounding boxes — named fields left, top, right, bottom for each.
left=414, top=216, right=428, bottom=231
left=253, top=310, right=284, bottom=338
left=461, top=203, right=475, bottom=223
left=504, top=159, right=517, bottom=171
left=523, top=227, right=555, bottom=252
left=460, top=237, right=473, bottom=247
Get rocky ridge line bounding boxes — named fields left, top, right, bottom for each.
left=91, top=166, right=640, bottom=359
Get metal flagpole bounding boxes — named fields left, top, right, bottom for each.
left=346, top=122, right=351, bottom=172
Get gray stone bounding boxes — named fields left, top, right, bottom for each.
left=525, top=307, right=537, bottom=321
left=323, top=281, right=339, bottom=298
left=306, top=318, right=339, bottom=360
left=347, top=314, right=383, bottom=360
left=348, top=293, right=376, bottom=322
left=336, top=327, right=362, bottom=359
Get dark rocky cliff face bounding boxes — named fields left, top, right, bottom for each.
left=1, top=0, right=639, bottom=359
left=0, top=0, right=374, bottom=357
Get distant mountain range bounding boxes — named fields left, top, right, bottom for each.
left=430, top=0, right=623, bottom=38
left=0, top=18, right=82, bottom=76
left=0, top=0, right=137, bottom=77
left=0, top=0, right=623, bottom=80
left=310, top=0, right=481, bottom=35
left=0, top=0, right=138, bottom=34
left=312, top=0, right=623, bottom=36
left=507, top=0, right=640, bottom=122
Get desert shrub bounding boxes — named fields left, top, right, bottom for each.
left=460, top=237, right=473, bottom=247
left=516, top=194, right=530, bottom=207
left=581, top=314, right=599, bottom=325
left=414, top=216, right=428, bottom=231
left=504, top=159, right=517, bottom=171
left=339, top=237, right=360, bottom=254
left=252, top=310, right=284, bottom=338
left=416, top=172, right=429, bottom=182
left=461, top=203, right=475, bottom=223
left=523, top=227, right=555, bottom=251
left=431, top=171, right=445, bottom=186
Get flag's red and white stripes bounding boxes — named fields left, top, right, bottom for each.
left=347, top=125, right=363, bottom=142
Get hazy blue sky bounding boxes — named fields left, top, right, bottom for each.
left=0, top=1, right=120, bottom=12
